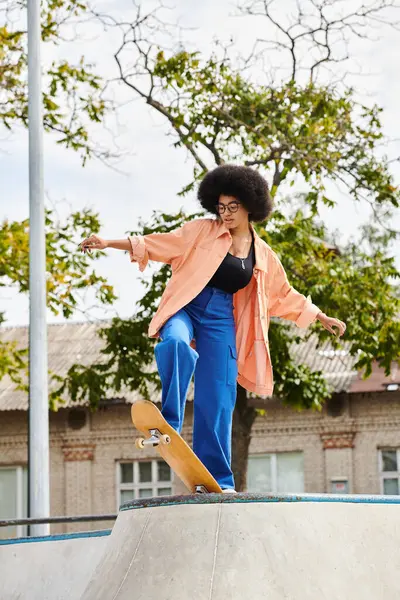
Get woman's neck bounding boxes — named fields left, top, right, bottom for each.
left=230, top=221, right=252, bottom=238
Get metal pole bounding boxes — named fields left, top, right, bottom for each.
left=27, top=0, right=50, bottom=537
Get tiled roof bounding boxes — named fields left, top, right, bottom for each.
left=0, top=322, right=161, bottom=411
left=0, top=321, right=359, bottom=411
left=289, top=329, right=359, bottom=395
left=349, top=360, right=400, bottom=393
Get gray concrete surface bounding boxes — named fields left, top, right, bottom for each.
left=0, top=530, right=109, bottom=600
left=80, top=495, right=400, bottom=600
left=2, top=495, right=400, bottom=599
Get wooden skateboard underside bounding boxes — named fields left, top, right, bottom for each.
left=131, top=400, right=222, bottom=494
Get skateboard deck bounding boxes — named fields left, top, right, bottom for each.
left=131, top=400, right=222, bottom=494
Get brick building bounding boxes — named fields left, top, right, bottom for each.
left=1, top=322, right=399, bottom=538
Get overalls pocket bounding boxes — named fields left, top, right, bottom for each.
left=227, top=345, right=238, bottom=386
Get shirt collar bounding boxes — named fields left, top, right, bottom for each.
left=216, top=219, right=229, bottom=238
left=251, top=224, right=268, bottom=273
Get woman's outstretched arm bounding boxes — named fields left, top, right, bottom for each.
left=79, top=219, right=206, bottom=272
left=79, top=235, right=130, bottom=252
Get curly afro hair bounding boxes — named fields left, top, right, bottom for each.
left=197, top=164, right=273, bottom=223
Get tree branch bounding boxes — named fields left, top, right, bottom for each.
left=240, top=0, right=400, bottom=83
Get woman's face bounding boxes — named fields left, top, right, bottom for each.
left=216, top=194, right=249, bottom=230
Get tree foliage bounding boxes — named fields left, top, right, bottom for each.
left=126, top=47, right=400, bottom=219
left=0, top=208, right=116, bottom=388
left=0, top=0, right=109, bottom=162
left=0, top=0, right=119, bottom=390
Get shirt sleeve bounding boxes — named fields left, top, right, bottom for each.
left=128, top=219, right=201, bottom=272
left=268, top=252, right=321, bottom=328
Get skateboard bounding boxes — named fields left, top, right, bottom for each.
left=131, top=400, right=222, bottom=494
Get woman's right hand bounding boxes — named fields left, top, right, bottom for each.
left=79, top=234, right=108, bottom=253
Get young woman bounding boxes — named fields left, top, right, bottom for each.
left=80, top=164, right=346, bottom=492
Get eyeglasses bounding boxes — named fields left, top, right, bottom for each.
left=216, top=201, right=241, bottom=214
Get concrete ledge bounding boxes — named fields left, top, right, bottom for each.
left=0, top=528, right=111, bottom=546
left=81, top=493, right=400, bottom=600
left=120, top=491, right=400, bottom=512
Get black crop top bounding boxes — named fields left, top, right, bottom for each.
left=206, top=237, right=256, bottom=294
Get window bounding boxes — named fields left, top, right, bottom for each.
left=0, top=466, right=28, bottom=539
left=247, top=452, right=304, bottom=494
left=380, top=450, right=400, bottom=495
left=331, top=480, right=349, bottom=494
left=118, top=460, right=173, bottom=505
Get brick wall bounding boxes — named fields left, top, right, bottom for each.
left=1, top=390, right=400, bottom=534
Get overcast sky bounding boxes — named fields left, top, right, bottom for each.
left=1, top=0, right=400, bottom=326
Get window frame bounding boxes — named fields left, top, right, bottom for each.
left=116, top=460, right=174, bottom=507
left=0, top=465, right=27, bottom=538
left=379, top=449, right=400, bottom=495
left=247, top=451, right=304, bottom=494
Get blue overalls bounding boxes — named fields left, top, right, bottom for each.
left=155, top=285, right=238, bottom=490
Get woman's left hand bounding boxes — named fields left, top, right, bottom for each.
left=316, top=312, right=347, bottom=337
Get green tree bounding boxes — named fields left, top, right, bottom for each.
left=1, top=0, right=110, bottom=162
left=0, top=209, right=117, bottom=395
left=58, top=1, right=400, bottom=490
left=1, top=0, right=120, bottom=396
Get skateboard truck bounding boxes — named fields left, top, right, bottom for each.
left=132, top=400, right=222, bottom=494
left=135, top=428, right=171, bottom=449
left=195, top=485, right=209, bottom=494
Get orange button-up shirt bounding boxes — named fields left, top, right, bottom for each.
left=128, top=218, right=320, bottom=397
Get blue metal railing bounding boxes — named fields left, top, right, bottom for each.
left=0, top=513, right=117, bottom=528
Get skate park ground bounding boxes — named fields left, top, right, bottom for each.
left=1, top=493, right=400, bottom=599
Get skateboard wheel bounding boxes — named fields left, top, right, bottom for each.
left=160, top=434, right=171, bottom=445
left=135, top=437, right=145, bottom=450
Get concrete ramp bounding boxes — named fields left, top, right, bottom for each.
left=0, top=529, right=110, bottom=600
left=80, top=493, right=400, bottom=600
